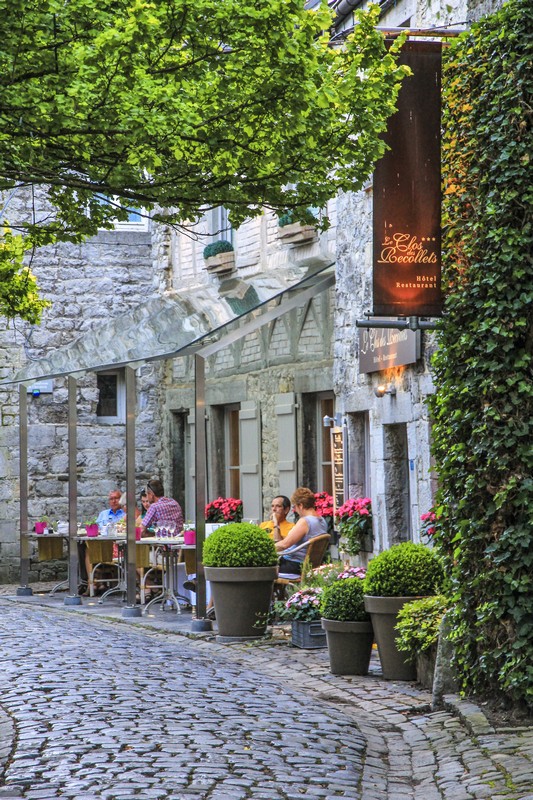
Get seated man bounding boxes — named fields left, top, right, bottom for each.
left=141, top=478, right=184, bottom=534
left=79, top=489, right=125, bottom=594
left=260, top=495, right=294, bottom=541
left=97, top=489, right=126, bottom=529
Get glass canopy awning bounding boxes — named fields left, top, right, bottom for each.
left=3, top=261, right=335, bottom=384
left=10, top=259, right=336, bottom=619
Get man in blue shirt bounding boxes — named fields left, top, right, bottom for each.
left=79, top=490, right=126, bottom=594
left=96, top=489, right=126, bottom=529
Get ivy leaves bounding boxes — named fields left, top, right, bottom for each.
left=430, top=0, right=533, bottom=707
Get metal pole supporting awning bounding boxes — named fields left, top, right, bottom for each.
left=9, top=263, right=335, bottom=625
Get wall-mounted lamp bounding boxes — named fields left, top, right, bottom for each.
left=323, top=413, right=343, bottom=428
left=374, top=384, right=397, bottom=398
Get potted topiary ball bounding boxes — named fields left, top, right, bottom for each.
left=203, top=522, right=278, bottom=641
left=363, top=542, right=445, bottom=680
left=277, top=209, right=318, bottom=244
left=321, top=578, right=374, bottom=675
left=203, top=240, right=235, bottom=273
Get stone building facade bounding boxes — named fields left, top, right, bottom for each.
left=0, top=0, right=504, bottom=583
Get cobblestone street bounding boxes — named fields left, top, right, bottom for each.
left=0, top=594, right=532, bottom=800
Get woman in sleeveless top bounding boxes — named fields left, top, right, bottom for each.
left=274, top=487, right=329, bottom=575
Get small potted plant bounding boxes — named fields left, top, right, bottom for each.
left=205, top=497, right=243, bottom=536
left=34, top=516, right=50, bottom=535
left=321, top=577, right=374, bottom=675
left=336, top=497, right=373, bottom=556
left=395, top=594, right=449, bottom=689
left=83, top=517, right=99, bottom=537
left=274, top=586, right=326, bottom=649
left=363, top=542, right=445, bottom=680
left=203, top=522, right=278, bottom=641
left=203, top=240, right=235, bottom=274
left=277, top=209, right=318, bottom=245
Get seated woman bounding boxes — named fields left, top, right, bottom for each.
left=274, top=486, right=328, bottom=575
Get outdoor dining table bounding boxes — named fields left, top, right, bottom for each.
left=139, top=537, right=196, bottom=615
left=23, top=531, right=72, bottom=595
left=76, top=533, right=129, bottom=601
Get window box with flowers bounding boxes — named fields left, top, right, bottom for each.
left=314, top=491, right=334, bottom=536
left=274, top=586, right=326, bottom=649
left=203, top=240, right=235, bottom=274
left=336, top=497, right=373, bottom=557
left=204, top=497, right=243, bottom=536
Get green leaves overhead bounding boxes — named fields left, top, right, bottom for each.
left=0, top=0, right=408, bottom=322
left=429, top=0, right=533, bottom=708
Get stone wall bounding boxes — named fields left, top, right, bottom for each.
left=0, top=188, right=160, bottom=582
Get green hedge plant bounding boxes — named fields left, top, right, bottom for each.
left=395, top=595, right=449, bottom=658
left=202, top=522, right=277, bottom=568
left=321, top=578, right=369, bottom=622
left=364, top=542, right=445, bottom=597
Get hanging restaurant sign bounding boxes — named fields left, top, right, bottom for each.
left=358, top=321, right=420, bottom=374
left=373, top=41, right=442, bottom=318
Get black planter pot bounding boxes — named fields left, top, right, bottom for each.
left=321, top=618, right=374, bottom=675
left=204, top=565, right=278, bottom=642
left=363, top=595, right=419, bottom=680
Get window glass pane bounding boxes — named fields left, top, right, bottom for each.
left=96, top=374, right=118, bottom=417
left=228, top=409, right=240, bottom=467
left=126, top=206, right=143, bottom=223
left=227, top=407, right=240, bottom=498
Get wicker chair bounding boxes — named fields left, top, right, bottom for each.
left=275, top=533, right=331, bottom=597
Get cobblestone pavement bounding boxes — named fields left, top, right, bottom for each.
left=0, top=590, right=532, bottom=800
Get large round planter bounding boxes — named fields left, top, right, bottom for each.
left=321, top=618, right=374, bottom=675
left=363, top=596, right=419, bottom=681
left=204, top=566, right=278, bottom=642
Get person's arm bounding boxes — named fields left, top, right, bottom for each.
left=275, top=518, right=308, bottom=552
left=141, top=506, right=155, bottom=534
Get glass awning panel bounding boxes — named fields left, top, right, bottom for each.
left=4, top=262, right=334, bottom=385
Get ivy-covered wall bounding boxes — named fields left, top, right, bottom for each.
left=430, top=0, right=532, bottom=707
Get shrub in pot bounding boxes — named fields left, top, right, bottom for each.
left=363, top=542, right=445, bottom=680
left=395, top=594, right=449, bottom=689
left=320, top=578, right=374, bottom=675
left=203, top=240, right=235, bottom=273
left=203, top=523, right=278, bottom=641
